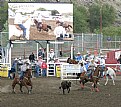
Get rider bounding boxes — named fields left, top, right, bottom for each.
left=20, top=61, right=29, bottom=82
left=77, top=62, right=87, bottom=79
left=99, top=55, right=106, bottom=78
left=37, top=13, right=43, bottom=30
left=87, top=59, right=97, bottom=78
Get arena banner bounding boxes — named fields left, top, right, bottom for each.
left=56, top=65, right=61, bottom=77
left=0, top=64, right=8, bottom=77
left=61, top=63, right=80, bottom=80
left=8, top=2, right=73, bottom=41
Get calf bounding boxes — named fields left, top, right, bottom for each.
left=59, top=81, right=71, bottom=94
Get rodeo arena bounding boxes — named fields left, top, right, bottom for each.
left=0, top=1, right=121, bottom=107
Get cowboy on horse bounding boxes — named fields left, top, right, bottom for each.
left=86, top=59, right=97, bottom=79
left=19, top=60, right=30, bottom=83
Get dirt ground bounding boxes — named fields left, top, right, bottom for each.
left=0, top=76, right=121, bottom=107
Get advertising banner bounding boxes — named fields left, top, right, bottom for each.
left=0, top=64, right=8, bottom=77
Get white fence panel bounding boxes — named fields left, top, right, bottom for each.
left=61, top=63, right=80, bottom=80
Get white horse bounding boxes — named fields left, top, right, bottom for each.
left=104, top=67, right=116, bottom=85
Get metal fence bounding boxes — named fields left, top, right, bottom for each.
left=0, top=32, right=121, bottom=61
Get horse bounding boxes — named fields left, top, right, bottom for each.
left=12, top=68, right=32, bottom=94
left=79, top=65, right=102, bottom=92
left=33, top=19, right=52, bottom=32
left=67, top=57, right=78, bottom=64
left=104, top=67, right=116, bottom=85
left=56, top=20, right=73, bottom=31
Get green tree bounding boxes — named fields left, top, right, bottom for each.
left=0, top=1, right=8, bottom=32
left=102, top=4, right=115, bottom=27
left=89, top=4, right=116, bottom=33
left=88, top=4, right=100, bottom=33
left=73, top=5, right=89, bottom=33
left=51, top=10, right=59, bottom=16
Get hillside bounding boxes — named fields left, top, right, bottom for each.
left=47, top=0, right=121, bottom=26
left=73, top=0, right=121, bottom=26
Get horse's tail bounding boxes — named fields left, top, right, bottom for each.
left=113, top=71, right=116, bottom=78
left=111, top=67, right=117, bottom=78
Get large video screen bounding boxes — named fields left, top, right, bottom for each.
left=8, top=2, right=73, bottom=41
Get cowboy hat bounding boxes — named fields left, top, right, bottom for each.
left=77, top=52, right=81, bottom=54
left=50, top=49, right=54, bottom=51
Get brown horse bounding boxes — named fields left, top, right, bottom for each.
left=34, top=19, right=52, bottom=32
left=56, top=20, right=73, bottom=31
left=79, top=65, right=102, bottom=92
left=12, top=69, right=32, bottom=94
left=67, top=57, right=78, bottom=64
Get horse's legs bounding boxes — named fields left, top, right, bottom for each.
left=22, top=82, right=31, bottom=94
left=67, top=87, right=70, bottom=93
left=111, top=76, right=115, bottom=85
left=80, top=79, right=84, bottom=89
left=12, top=81, right=17, bottom=93
left=30, top=83, right=33, bottom=93
left=81, top=80, right=85, bottom=89
left=93, top=80, right=99, bottom=92
left=63, top=89, right=65, bottom=94
left=105, top=76, right=109, bottom=85
left=20, top=84, right=23, bottom=93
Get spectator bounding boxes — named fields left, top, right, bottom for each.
left=29, top=52, right=35, bottom=63
left=12, top=58, right=18, bottom=72
left=117, top=54, right=121, bottom=72
left=41, top=60, right=47, bottom=77
left=59, top=49, right=62, bottom=57
left=54, top=58, right=60, bottom=63
left=35, top=60, right=41, bottom=77
left=38, top=47, right=45, bottom=59
left=38, top=47, right=43, bottom=57
left=0, top=45, right=2, bottom=59
left=48, top=49, right=55, bottom=62
left=75, top=52, right=83, bottom=62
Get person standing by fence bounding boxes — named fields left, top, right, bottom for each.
left=41, top=60, right=47, bottom=77
left=48, top=49, right=55, bottom=62
left=75, top=52, right=83, bottom=62
left=29, top=52, right=35, bottom=63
